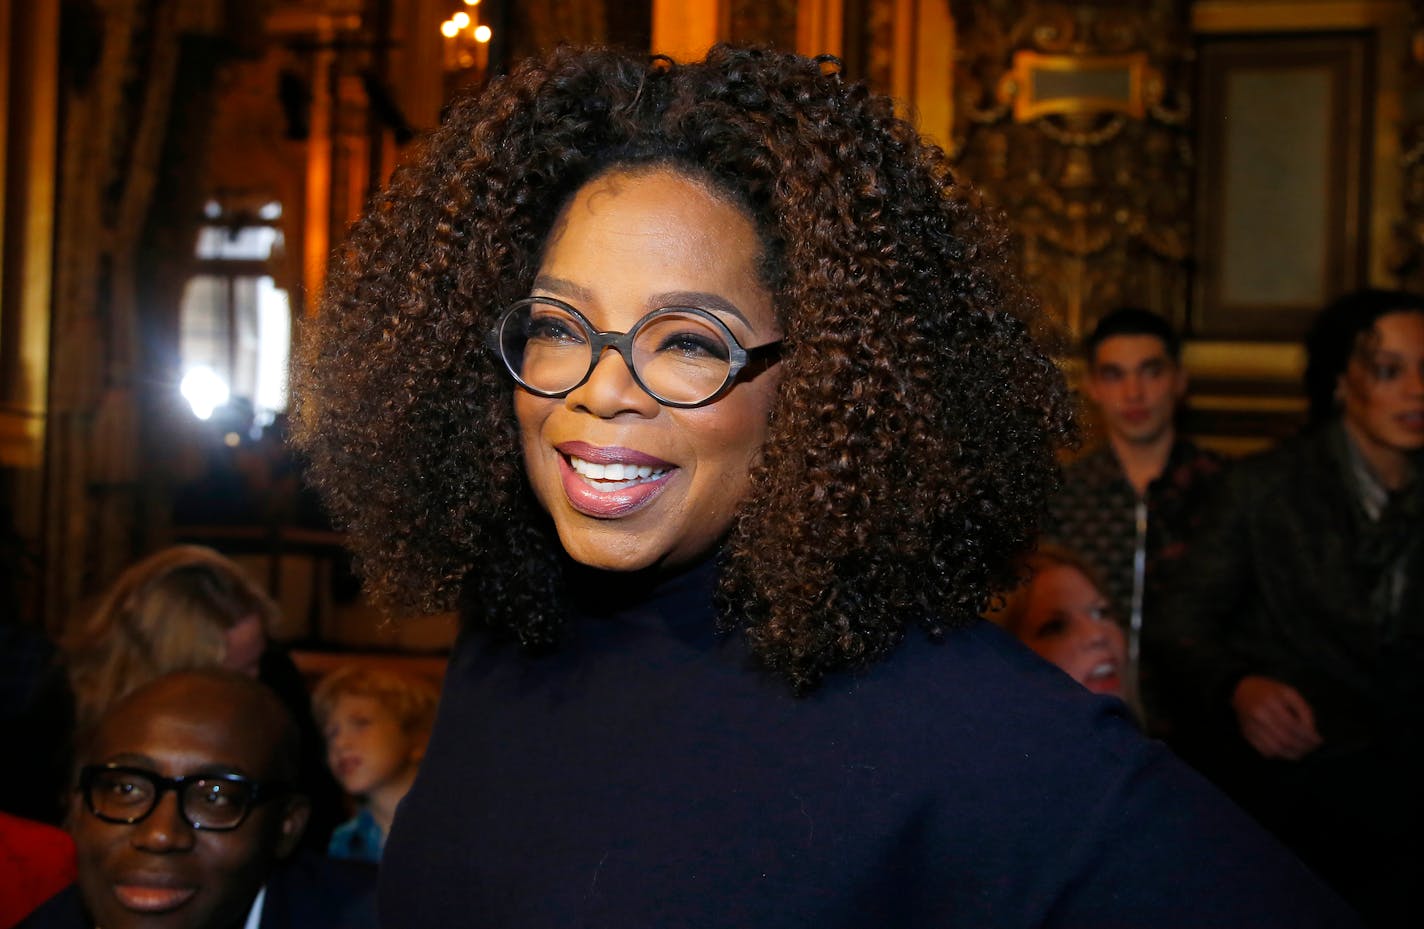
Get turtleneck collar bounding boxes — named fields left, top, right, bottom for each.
left=562, top=552, right=723, bottom=643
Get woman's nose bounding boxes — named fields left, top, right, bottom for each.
left=1405, top=363, right=1424, bottom=395
left=565, top=348, right=660, bottom=418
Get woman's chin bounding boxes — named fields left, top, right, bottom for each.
left=1081, top=674, right=1123, bottom=698
left=555, top=523, right=669, bottom=574
left=551, top=507, right=723, bottom=576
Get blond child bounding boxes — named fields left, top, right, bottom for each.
left=313, top=664, right=440, bottom=862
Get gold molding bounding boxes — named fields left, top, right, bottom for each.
left=1193, top=1, right=1403, bottom=32
left=1181, top=340, right=1306, bottom=383
left=0, top=0, right=57, bottom=468
left=1186, top=394, right=1308, bottom=414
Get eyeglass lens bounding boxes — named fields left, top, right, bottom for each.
left=501, top=301, right=735, bottom=405
left=87, top=767, right=255, bottom=830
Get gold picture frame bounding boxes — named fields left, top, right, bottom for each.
left=1003, top=50, right=1152, bottom=122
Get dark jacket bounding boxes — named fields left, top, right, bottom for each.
left=1149, top=423, right=1424, bottom=755
left=1147, top=424, right=1422, bottom=925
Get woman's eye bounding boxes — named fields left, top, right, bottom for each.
left=657, top=332, right=729, bottom=361
left=1033, top=617, right=1067, bottom=639
left=526, top=315, right=583, bottom=344
left=1371, top=363, right=1402, bottom=381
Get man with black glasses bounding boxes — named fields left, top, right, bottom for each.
left=21, top=669, right=376, bottom=929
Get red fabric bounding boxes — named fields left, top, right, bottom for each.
left=0, top=812, right=77, bottom=929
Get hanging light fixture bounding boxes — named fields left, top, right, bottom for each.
left=440, top=0, right=492, bottom=74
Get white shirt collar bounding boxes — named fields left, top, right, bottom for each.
left=241, top=886, right=267, bottom=929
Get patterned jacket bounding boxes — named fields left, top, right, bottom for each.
left=1045, top=438, right=1225, bottom=732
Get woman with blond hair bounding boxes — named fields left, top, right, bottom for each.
left=60, top=544, right=343, bottom=847
left=62, top=545, right=277, bottom=731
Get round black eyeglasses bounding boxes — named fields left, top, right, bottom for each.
left=492, top=296, right=783, bottom=409
left=79, top=764, right=291, bottom=832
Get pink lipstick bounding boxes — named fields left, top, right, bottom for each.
left=555, top=442, right=676, bottom=518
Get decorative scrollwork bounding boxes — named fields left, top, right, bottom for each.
left=1387, top=0, right=1424, bottom=286
left=949, top=1, right=1193, bottom=337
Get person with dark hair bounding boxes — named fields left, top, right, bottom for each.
left=1150, top=288, right=1424, bottom=927
left=19, top=669, right=377, bottom=929
left=1046, top=307, right=1222, bottom=736
left=292, top=45, right=1358, bottom=927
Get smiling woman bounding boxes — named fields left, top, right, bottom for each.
left=291, top=45, right=1359, bottom=928
left=513, top=168, right=781, bottom=571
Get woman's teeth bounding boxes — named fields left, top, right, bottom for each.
left=1086, top=661, right=1118, bottom=681
left=569, top=455, right=668, bottom=487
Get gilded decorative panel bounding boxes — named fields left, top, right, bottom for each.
left=1390, top=0, right=1424, bottom=289
left=947, top=1, right=1192, bottom=343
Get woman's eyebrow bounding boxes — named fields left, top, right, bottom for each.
left=530, top=276, right=753, bottom=328
left=650, top=291, right=751, bottom=326
left=530, top=274, right=594, bottom=304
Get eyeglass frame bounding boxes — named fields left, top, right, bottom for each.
left=78, top=764, right=293, bottom=833
left=491, top=296, right=784, bottom=409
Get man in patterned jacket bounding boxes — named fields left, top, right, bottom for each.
left=1047, top=308, right=1223, bottom=736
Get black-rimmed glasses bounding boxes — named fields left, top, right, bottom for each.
left=493, top=296, right=783, bottom=408
left=79, top=764, right=291, bottom=832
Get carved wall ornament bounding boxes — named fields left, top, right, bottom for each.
left=1389, top=0, right=1424, bottom=288
left=948, top=0, right=1192, bottom=342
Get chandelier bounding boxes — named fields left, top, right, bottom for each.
left=441, top=0, right=493, bottom=73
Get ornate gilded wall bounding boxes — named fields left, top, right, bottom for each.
left=1389, top=0, right=1424, bottom=289
left=947, top=0, right=1193, bottom=342
left=11, top=0, right=1424, bottom=628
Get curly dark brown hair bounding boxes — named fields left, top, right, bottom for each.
left=291, top=44, right=1073, bottom=690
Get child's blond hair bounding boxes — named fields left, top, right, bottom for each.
left=312, top=664, right=440, bottom=735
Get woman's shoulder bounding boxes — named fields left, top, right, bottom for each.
left=845, top=622, right=1358, bottom=925
left=834, top=620, right=1135, bottom=731
left=857, top=620, right=1146, bottom=767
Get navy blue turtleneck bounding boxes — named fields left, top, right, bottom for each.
left=381, top=559, right=1359, bottom=928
